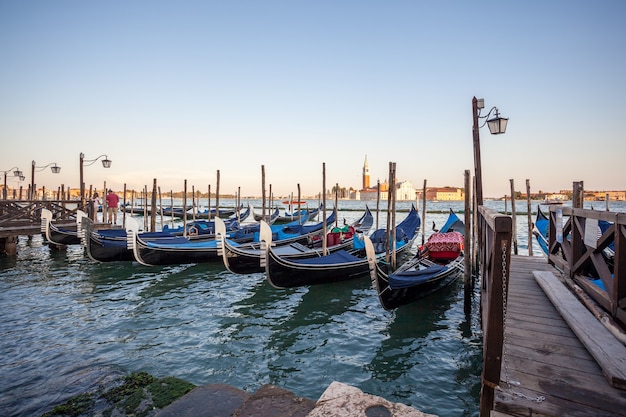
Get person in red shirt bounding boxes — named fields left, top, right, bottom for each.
left=106, top=189, right=120, bottom=224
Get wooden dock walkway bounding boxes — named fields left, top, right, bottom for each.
left=493, top=255, right=626, bottom=417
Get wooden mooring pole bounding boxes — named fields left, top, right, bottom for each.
left=1, top=236, right=17, bottom=256
left=261, top=165, right=266, bottom=222
left=464, top=170, right=472, bottom=314
left=526, top=179, right=533, bottom=256
left=509, top=179, right=518, bottom=255
left=150, top=179, right=157, bottom=232
left=421, top=179, right=427, bottom=247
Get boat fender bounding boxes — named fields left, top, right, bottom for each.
left=188, top=226, right=198, bottom=236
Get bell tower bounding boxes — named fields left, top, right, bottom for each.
left=362, top=155, right=370, bottom=190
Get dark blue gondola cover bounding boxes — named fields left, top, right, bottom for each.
left=388, top=264, right=447, bottom=289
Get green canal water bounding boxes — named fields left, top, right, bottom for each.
left=2, top=199, right=615, bottom=416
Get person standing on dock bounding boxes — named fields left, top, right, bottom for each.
left=91, top=192, right=101, bottom=221
left=106, top=189, right=119, bottom=224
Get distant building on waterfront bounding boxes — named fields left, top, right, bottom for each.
left=416, top=187, right=465, bottom=201
left=585, top=190, right=626, bottom=201
left=362, top=155, right=370, bottom=189
left=354, top=156, right=419, bottom=201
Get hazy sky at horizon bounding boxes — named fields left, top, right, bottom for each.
left=1, top=1, right=625, bottom=198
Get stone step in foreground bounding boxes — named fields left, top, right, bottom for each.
left=156, top=381, right=437, bottom=417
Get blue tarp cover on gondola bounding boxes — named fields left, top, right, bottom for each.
left=145, top=236, right=218, bottom=249
left=353, top=234, right=365, bottom=250
left=440, top=211, right=464, bottom=234
left=389, top=265, right=447, bottom=289
left=290, top=249, right=361, bottom=265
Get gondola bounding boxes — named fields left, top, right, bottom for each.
left=40, top=208, right=87, bottom=246
left=532, top=205, right=615, bottom=278
left=252, top=206, right=280, bottom=223
left=365, top=209, right=465, bottom=310
left=189, top=204, right=248, bottom=220
left=123, top=204, right=250, bottom=222
left=81, top=214, right=243, bottom=263
left=81, top=217, right=136, bottom=262
left=217, top=205, right=374, bottom=274
left=532, top=205, right=550, bottom=256
left=264, top=205, right=420, bottom=288
left=271, top=204, right=321, bottom=225
left=122, top=205, right=190, bottom=216
left=129, top=209, right=338, bottom=266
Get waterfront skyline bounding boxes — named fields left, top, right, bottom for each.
left=1, top=1, right=625, bottom=198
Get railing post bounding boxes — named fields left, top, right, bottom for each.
left=479, top=207, right=512, bottom=417
left=613, top=214, right=626, bottom=323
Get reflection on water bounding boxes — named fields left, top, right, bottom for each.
left=4, top=200, right=623, bottom=417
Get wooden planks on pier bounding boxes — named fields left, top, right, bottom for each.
left=494, top=255, right=626, bottom=416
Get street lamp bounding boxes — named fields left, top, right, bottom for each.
left=79, top=153, right=112, bottom=208
left=31, top=161, right=61, bottom=199
left=472, top=96, right=509, bottom=206
left=2, top=167, right=25, bottom=200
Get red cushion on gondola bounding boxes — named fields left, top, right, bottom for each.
left=426, top=231, right=464, bottom=253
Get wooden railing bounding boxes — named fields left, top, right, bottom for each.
left=0, top=199, right=80, bottom=237
left=477, top=205, right=513, bottom=417
left=547, top=206, right=626, bottom=328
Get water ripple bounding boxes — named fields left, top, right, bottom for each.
left=0, top=206, right=496, bottom=417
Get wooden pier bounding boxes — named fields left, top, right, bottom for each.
left=478, top=206, right=626, bottom=417
left=0, top=199, right=80, bottom=255
left=493, top=256, right=626, bottom=416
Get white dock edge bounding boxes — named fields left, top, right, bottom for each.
left=533, top=270, right=626, bottom=390
left=308, top=381, right=437, bottom=417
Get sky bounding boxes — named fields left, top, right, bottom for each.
left=1, top=1, right=625, bottom=199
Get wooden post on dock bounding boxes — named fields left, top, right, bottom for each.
left=472, top=96, right=484, bottom=206
left=261, top=165, right=266, bottom=222
left=510, top=179, right=518, bottom=255
left=334, top=183, right=339, bottom=228
left=478, top=209, right=512, bottom=417
left=158, top=186, right=163, bottom=229
left=386, top=162, right=397, bottom=269
left=526, top=179, right=533, bottom=256
left=207, top=185, right=211, bottom=221
left=193, top=185, right=198, bottom=221
left=297, top=184, right=302, bottom=224
left=170, top=190, right=174, bottom=228
left=216, top=170, right=220, bottom=218
left=421, top=179, right=427, bottom=247
left=472, top=176, right=479, bottom=275
left=1, top=236, right=17, bottom=256
left=182, top=180, right=187, bottom=236
left=150, top=179, right=157, bottom=232
left=464, top=170, right=472, bottom=314
left=236, top=186, right=241, bottom=222
left=573, top=181, right=584, bottom=208
left=102, top=182, right=107, bottom=223
left=376, top=180, right=380, bottom=230
left=142, top=186, right=147, bottom=230
left=88, top=185, right=93, bottom=218
left=298, top=184, right=300, bottom=219
left=123, top=183, right=127, bottom=228
left=191, top=185, right=196, bottom=221
left=322, top=163, right=327, bottom=256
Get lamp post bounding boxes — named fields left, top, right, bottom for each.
left=472, top=96, right=508, bottom=206
left=79, top=153, right=112, bottom=209
left=31, top=161, right=61, bottom=199
left=2, top=167, right=25, bottom=200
